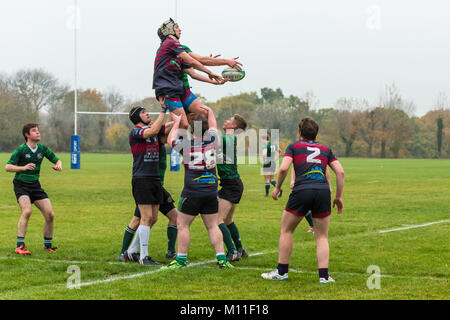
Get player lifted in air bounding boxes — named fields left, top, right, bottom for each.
left=261, top=117, right=345, bottom=283
left=5, top=123, right=62, bottom=255
left=162, top=106, right=233, bottom=269
left=217, top=115, right=249, bottom=262
left=153, top=18, right=226, bottom=129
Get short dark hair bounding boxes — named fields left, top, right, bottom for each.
left=22, top=123, right=38, bottom=142
left=298, top=117, right=319, bottom=140
left=232, top=114, right=247, bottom=131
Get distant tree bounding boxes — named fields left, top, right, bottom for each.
left=260, top=87, right=284, bottom=104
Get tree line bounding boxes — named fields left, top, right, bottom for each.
left=0, top=68, right=448, bottom=158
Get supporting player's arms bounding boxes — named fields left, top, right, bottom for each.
left=199, top=105, right=217, bottom=132
left=167, top=114, right=182, bottom=148
left=272, top=156, right=292, bottom=200
left=329, top=160, right=345, bottom=214
left=177, top=51, right=223, bottom=82
left=142, top=97, right=167, bottom=139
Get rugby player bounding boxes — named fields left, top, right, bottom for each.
left=261, top=117, right=345, bottom=283
left=153, top=18, right=226, bottom=129
left=126, top=97, right=168, bottom=265
left=262, top=134, right=282, bottom=197
left=162, top=106, right=233, bottom=269
left=217, top=115, right=249, bottom=262
left=5, top=123, right=62, bottom=255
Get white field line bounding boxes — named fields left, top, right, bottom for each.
left=379, top=220, right=450, bottom=233
left=367, top=180, right=381, bottom=184
left=78, top=251, right=268, bottom=287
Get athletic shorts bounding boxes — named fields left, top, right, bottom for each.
left=162, top=88, right=197, bottom=113
left=178, top=196, right=218, bottom=216
left=285, top=189, right=331, bottom=219
left=134, top=187, right=175, bottom=217
left=262, top=161, right=276, bottom=174
left=13, top=179, right=48, bottom=203
left=132, top=177, right=163, bottom=205
left=218, top=178, right=244, bottom=204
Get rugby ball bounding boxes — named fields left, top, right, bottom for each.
left=222, top=68, right=245, bottom=82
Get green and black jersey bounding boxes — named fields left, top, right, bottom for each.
left=217, top=134, right=240, bottom=180
left=264, top=142, right=278, bottom=164
left=159, top=141, right=167, bottom=186
left=7, top=143, right=59, bottom=183
left=181, top=45, right=192, bottom=88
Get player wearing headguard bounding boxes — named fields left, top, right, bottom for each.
left=153, top=18, right=226, bottom=129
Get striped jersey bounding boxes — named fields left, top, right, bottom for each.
left=173, top=129, right=218, bottom=197
left=284, top=140, right=337, bottom=191
left=7, top=143, right=59, bottom=183
left=129, top=125, right=165, bottom=178
left=153, top=38, right=190, bottom=95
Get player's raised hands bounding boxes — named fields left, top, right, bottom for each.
left=227, top=57, right=243, bottom=71
left=333, top=197, right=344, bottom=214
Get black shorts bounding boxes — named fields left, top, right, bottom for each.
left=262, top=161, right=276, bottom=174
left=132, top=177, right=163, bottom=205
left=13, top=179, right=48, bottom=203
left=285, top=189, right=331, bottom=219
left=218, top=178, right=244, bottom=204
left=178, top=196, right=218, bottom=216
left=134, top=187, right=175, bottom=217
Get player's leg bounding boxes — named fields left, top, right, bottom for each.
left=164, top=95, right=189, bottom=129
left=186, top=98, right=209, bottom=119
left=264, top=174, right=272, bottom=197
left=118, top=208, right=140, bottom=261
left=164, top=208, right=178, bottom=259
left=218, top=198, right=237, bottom=259
left=225, top=204, right=247, bottom=258
left=305, top=210, right=314, bottom=232
left=313, top=215, right=333, bottom=283
left=312, top=189, right=334, bottom=283
left=34, top=198, right=56, bottom=251
left=137, top=203, right=160, bottom=265
left=174, top=210, right=196, bottom=266
left=16, top=195, right=32, bottom=255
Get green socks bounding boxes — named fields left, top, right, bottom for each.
left=16, top=237, right=25, bottom=248
left=305, top=211, right=314, bottom=227
left=44, top=237, right=53, bottom=249
left=227, top=222, right=243, bottom=250
left=176, top=253, right=188, bottom=265
left=219, top=223, right=236, bottom=253
left=167, top=225, right=177, bottom=253
left=121, top=226, right=136, bottom=253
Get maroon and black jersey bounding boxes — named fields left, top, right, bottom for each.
left=285, top=140, right=338, bottom=191
left=153, top=38, right=190, bottom=96
left=172, top=130, right=218, bottom=198
left=129, top=125, right=165, bottom=178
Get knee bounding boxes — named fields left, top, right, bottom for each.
left=21, top=209, right=32, bottom=219
left=44, top=211, right=55, bottom=223
left=129, top=217, right=140, bottom=230
left=150, top=215, right=158, bottom=226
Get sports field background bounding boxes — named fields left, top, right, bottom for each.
left=0, top=153, right=448, bottom=300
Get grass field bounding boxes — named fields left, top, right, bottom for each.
left=0, top=153, right=448, bottom=300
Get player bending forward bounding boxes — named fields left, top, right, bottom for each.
left=5, top=123, right=62, bottom=255
left=162, top=106, right=233, bottom=269
left=261, top=117, right=345, bottom=284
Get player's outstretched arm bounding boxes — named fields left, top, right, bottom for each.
left=189, top=52, right=243, bottom=71
left=199, top=105, right=217, bottom=132
left=142, top=97, right=167, bottom=139
left=177, top=51, right=223, bottom=82
left=167, top=113, right=182, bottom=148
left=184, top=68, right=227, bottom=85
left=272, top=156, right=292, bottom=200
left=329, top=160, right=345, bottom=214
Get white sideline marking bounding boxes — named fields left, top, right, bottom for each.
left=367, top=180, right=381, bottom=184
left=379, top=220, right=450, bottom=233
left=78, top=251, right=267, bottom=287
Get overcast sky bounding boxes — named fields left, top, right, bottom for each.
left=0, top=0, right=449, bottom=116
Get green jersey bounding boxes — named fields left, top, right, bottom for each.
left=7, top=143, right=59, bottom=183
left=181, top=45, right=192, bottom=88
left=217, top=134, right=240, bottom=180
left=264, top=142, right=278, bottom=164
left=159, top=142, right=167, bottom=186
